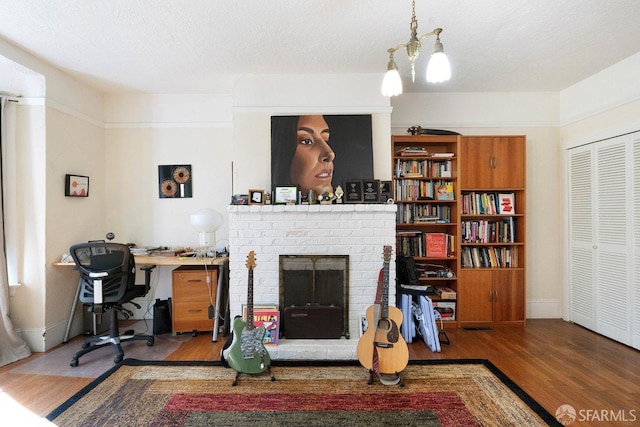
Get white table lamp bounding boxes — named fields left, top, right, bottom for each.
left=190, top=208, right=223, bottom=247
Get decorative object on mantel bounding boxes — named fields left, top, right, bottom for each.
left=381, top=0, right=451, bottom=96
left=363, top=179, right=381, bottom=203
left=65, top=174, right=89, bottom=197
left=318, top=191, right=336, bottom=205
left=230, top=194, right=248, bottom=205
left=344, top=180, right=364, bottom=203
left=249, top=189, right=264, bottom=205
left=158, top=164, right=192, bottom=198
left=334, top=185, right=344, bottom=203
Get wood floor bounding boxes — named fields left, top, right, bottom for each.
left=1, top=319, right=638, bottom=421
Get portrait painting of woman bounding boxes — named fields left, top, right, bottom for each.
left=271, top=114, right=373, bottom=197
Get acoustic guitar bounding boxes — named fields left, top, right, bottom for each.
left=224, top=251, right=272, bottom=376
left=357, top=245, right=409, bottom=376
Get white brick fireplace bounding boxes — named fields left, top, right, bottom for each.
left=228, top=204, right=397, bottom=360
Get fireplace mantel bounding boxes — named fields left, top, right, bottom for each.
left=227, top=203, right=397, bottom=360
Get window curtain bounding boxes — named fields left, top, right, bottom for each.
left=0, top=96, right=31, bottom=367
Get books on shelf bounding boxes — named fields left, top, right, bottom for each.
left=461, top=217, right=515, bottom=243
left=242, top=305, right=280, bottom=345
left=396, top=147, right=455, bottom=159
left=425, top=233, right=455, bottom=258
left=461, top=246, right=518, bottom=268
left=397, top=147, right=430, bottom=156
left=396, top=230, right=425, bottom=257
left=461, top=191, right=517, bottom=215
left=395, top=179, right=454, bottom=201
left=396, top=203, right=452, bottom=224
left=395, top=159, right=453, bottom=178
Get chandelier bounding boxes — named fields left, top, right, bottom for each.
left=381, top=0, right=451, bottom=96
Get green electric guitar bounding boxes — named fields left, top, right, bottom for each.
left=224, top=251, right=272, bottom=381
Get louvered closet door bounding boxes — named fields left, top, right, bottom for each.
left=568, top=145, right=596, bottom=330
left=594, top=136, right=631, bottom=345
left=633, top=134, right=640, bottom=350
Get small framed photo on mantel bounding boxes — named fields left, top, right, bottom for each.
left=344, top=180, right=364, bottom=203
left=249, top=189, right=265, bottom=205
left=274, top=186, right=298, bottom=205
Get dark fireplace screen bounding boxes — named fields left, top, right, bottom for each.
left=279, top=255, right=349, bottom=339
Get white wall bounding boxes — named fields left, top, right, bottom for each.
left=3, top=36, right=640, bottom=350
left=1, top=39, right=106, bottom=351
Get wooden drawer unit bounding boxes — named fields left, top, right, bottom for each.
left=172, top=266, right=217, bottom=335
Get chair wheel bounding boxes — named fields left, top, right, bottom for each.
left=70, top=359, right=79, bottom=367
left=82, top=342, right=91, bottom=349
left=114, top=356, right=123, bottom=364
left=147, top=337, right=155, bottom=346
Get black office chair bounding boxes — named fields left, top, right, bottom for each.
left=69, top=242, right=156, bottom=366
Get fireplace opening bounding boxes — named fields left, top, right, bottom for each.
left=279, top=255, right=349, bottom=339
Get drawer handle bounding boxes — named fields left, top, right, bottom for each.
left=187, top=279, right=203, bottom=283
left=188, top=309, right=203, bottom=313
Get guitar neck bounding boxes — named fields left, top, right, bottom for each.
left=380, top=260, right=390, bottom=319
left=246, top=268, right=255, bottom=330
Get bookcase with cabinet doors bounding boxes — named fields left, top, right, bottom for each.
left=457, top=136, right=526, bottom=327
left=391, top=134, right=460, bottom=327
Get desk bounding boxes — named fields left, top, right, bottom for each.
left=54, top=255, right=228, bottom=343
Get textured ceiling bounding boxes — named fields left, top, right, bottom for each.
left=1, top=0, right=640, bottom=94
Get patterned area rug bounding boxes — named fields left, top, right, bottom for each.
left=47, top=359, right=559, bottom=426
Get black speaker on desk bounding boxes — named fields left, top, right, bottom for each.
left=153, top=298, right=172, bottom=334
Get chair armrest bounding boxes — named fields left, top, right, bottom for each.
left=139, top=264, right=156, bottom=271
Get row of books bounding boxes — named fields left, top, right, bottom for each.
left=396, top=203, right=452, bottom=224
left=461, top=246, right=518, bottom=268
left=396, top=232, right=456, bottom=258
left=461, top=218, right=516, bottom=243
left=395, top=180, right=454, bottom=201
left=461, top=192, right=515, bottom=215
left=394, top=159, right=452, bottom=178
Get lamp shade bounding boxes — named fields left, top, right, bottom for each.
left=190, top=208, right=223, bottom=246
left=426, top=51, right=451, bottom=83
left=381, top=68, right=403, bottom=97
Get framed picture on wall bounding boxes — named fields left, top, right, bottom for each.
left=158, top=165, right=192, bottom=198
left=65, top=174, right=89, bottom=197
left=271, top=115, right=373, bottom=198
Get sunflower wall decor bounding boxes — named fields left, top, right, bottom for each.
left=158, top=165, right=192, bottom=198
